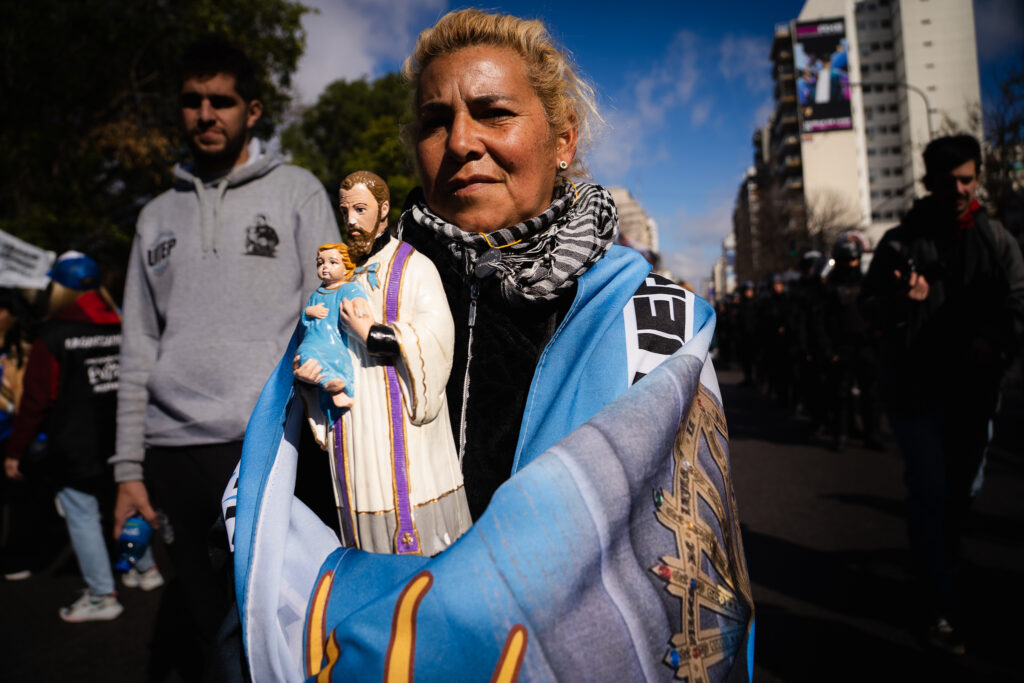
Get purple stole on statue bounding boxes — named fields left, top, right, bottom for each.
left=332, top=242, right=420, bottom=554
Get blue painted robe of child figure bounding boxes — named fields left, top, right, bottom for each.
left=296, top=245, right=368, bottom=423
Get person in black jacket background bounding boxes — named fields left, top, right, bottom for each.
left=861, top=134, right=1024, bottom=655
left=823, top=236, right=882, bottom=451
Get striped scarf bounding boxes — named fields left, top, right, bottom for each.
left=401, top=181, right=618, bottom=304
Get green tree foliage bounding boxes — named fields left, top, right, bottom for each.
left=0, top=0, right=310, bottom=267
left=281, top=73, right=417, bottom=225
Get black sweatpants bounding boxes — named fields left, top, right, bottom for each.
left=145, top=442, right=241, bottom=681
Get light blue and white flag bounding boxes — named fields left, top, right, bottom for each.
left=230, top=247, right=755, bottom=682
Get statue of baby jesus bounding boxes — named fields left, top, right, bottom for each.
left=295, top=243, right=370, bottom=422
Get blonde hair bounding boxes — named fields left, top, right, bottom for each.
left=402, top=8, right=602, bottom=178
left=317, top=243, right=356, bottom=273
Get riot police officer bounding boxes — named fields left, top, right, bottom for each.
left=823, top=234, right=882, bottom=451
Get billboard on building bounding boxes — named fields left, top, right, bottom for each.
left=793, top=17, right=851, bottom=133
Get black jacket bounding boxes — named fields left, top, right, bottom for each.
left=861, top=197, right=1024, bottom=411
left=9, top=291, right=121, bottom=491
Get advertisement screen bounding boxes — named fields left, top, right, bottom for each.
left=794, top=17, right=852, bottom=133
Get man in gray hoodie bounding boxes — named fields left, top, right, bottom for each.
left=109, top=38, right=339, bottom=676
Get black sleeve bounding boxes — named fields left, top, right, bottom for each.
left=860, top=232, right=909, bottom=329
left=366, top=324, right=400, bottom=360
left=992, top=220, right=1024, bottom=352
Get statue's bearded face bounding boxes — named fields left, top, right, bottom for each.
left=340, top=183, right=385, bottom=262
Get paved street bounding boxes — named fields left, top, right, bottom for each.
left=2, top=367, right=1022, bottom=682
left=725, top=366, right=1024, bottom=682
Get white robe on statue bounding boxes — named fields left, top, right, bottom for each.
left=302, top=237, right=470, bottom=556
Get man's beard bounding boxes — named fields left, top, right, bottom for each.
left=191, top=130, right=247, bottom=175
left=346, top=226, right=377, bottom=263
left=345, top=208, right=385, bottom=263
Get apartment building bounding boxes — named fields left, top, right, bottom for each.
left=733, top=0, right=983, bottom=280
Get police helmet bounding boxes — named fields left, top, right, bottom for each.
left=832, top=236, right=862, bottom=264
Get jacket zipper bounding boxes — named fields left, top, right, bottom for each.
left=457, top=280, right=479, bottom=466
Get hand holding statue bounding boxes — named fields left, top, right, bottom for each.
left=339, top=297, right=374, bottom=343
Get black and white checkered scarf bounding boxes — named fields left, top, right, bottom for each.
left=400, top=181, right=617, bottom=305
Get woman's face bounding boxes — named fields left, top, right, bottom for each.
left=415, top=46, right=576, bottom=233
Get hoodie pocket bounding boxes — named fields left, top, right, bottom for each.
left=145, top=339, right=281, bottom=437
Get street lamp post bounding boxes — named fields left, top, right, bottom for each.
left=897, top=81, right=936, bottom=140
left=851, top=80, right=937, bottom=139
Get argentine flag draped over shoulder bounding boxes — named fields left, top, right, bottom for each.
left=230, top=246, right=755, bottom=682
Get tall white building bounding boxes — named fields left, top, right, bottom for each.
left=747, top=0, right=983, bottom=262
left=861, top=0, right=983, bottom=229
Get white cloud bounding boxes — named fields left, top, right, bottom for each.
left=751, top=95, right=774, bottom=130
left=292, top=0, right=448, bottom=103
left=718, top=34, right=772, bottom=91
left=588, top=105, right=645, bottom=183
left=660, top=249, right=716, bottom=289
left=590, top=30, right=771, bottom=183
left=590, top=29, right=702, bottom=183
left=656, top=197, right=735, bottom=286
left=690, top=99, right=712, bottom=127
left=974, top=0, right=1024, bottom=62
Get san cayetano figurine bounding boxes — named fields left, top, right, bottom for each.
left=293, top=171, right=471, bottom=556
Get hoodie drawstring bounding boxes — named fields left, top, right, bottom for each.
left=192, top=177, right=210, bottom=254
left=213, top=178, right=229, bottom=254
left=192, top=176, right=231, bottom=255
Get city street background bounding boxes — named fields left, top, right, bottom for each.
left=3, top=366, right=1021, bottom=682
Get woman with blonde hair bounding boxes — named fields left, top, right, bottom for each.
left=235, top=10, right=752, bottom=682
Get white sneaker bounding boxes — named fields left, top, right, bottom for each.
left=121, top=566, right=165, bottom=591
left=58, top=590, right=124, bottom=623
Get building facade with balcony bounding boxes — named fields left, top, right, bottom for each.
left=733, top=0, right=983, bottom=275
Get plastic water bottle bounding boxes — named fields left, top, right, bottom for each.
left=115, top=515, right=154, bottom=572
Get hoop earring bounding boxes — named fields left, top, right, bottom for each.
left=558, top=160, right=568, bottom=170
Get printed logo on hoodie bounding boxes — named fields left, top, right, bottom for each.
left=148, top=232, right=177, bottom=274
left=245, top=214, right=280, bottom=257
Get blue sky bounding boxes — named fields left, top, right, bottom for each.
left=292, top=0, right=1022, bottom=286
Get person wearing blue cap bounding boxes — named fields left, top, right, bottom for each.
left=4, top=252, right=164, bottom=621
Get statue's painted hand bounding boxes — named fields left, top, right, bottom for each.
left=340, top=298, right=374, bottom=344
left=305, top=303, right=329, bottom=319
left=294, top=356, right=325, bottom=384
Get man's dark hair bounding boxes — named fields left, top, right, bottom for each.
left=923, top=134, right=982, bottom=189
left=179, top=37, right=260, bottom=102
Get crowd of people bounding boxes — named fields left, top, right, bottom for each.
left=1, top=6, right=1020, bottom=681
left=714, top=233, right=884, bottom=452
left=2, top=11, right=754, bottom=682
left=715, top=133, right=1024, bottom=655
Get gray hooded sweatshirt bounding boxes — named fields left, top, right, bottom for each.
left=111, top=140, right=340, bottom=482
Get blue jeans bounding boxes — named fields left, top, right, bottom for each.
left=56, top=487, right=154, bottom=596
